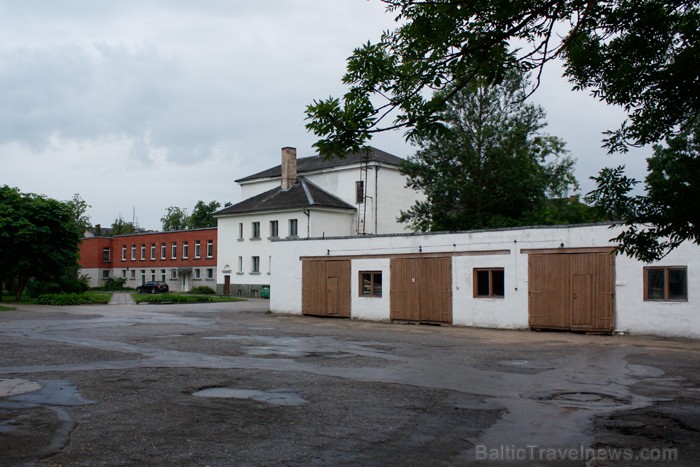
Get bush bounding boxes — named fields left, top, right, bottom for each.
left=36, top=293, right=92, bottom=306
left=26, top=280, right=62, bottom=298
left=102, top=277, right=127, bottom=291
left=190, top=286, right=216, bottom=295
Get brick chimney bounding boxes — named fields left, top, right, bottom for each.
left=281, top=147, right=297, bottom=190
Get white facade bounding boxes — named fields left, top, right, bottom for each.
left=270, top=224, right=700, bottom=339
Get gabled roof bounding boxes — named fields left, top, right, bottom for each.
left=236, top=146, right=403, bottom=183
left=214, top=178, right=356, bottom=216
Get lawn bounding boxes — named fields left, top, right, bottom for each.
left=132, top=293, right=246, bottom=304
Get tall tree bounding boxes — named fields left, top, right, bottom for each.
left=0, top=186, right=83, bottom=300
left=161, top=206, right=190, bottom=231
left=306, top=0, right=699, bottom=258
left=64, top=193, right=92, bottom=232
left=399, top=72, right=579, bottom=232
left=587, top=118, right=700, bottom=262
left=111, top=216, right=136, bottom=236
left=188, top=200, right=221, bottom=229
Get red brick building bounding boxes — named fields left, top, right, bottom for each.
left=79, top=228, right=217, bottom=292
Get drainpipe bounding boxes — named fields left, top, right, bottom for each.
left=303, top=207, right=310, bottom=238
left=374, top=164, right=380, bottom=235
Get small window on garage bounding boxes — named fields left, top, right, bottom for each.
left=474, top=268, right=505, bottom=298
left=359, top=271, right=382, bottom=297
left=644, top=266, right=687, bottom=301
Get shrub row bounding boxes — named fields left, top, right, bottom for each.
left=36, top=293, right=92, bottom=306
left=190, top=286, right=216, bottom=295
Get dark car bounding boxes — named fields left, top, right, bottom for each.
left=136, top=281, right=169, bottom=294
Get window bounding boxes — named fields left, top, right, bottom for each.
left=131, top=244, right=136, bottom=261
left=121, top=269, right=127, bottom=278
left=194, top=240, right=201, bottom=258
left=150, top=243, right=156, bottom=260
left=359, top=271, right=382, bottom=297
left=183, top=241, right=189, bottom=259
left=251, top=256, right=260, bottom=273
left=289, top=218, right=298, bottom=237
left=150, top=269, right=156, bottom=281
left=252, top=222, right=260, bottom=239
left=161, top=243, right=166, bottom=260
left=121, top=245, right=127, bottom=261
left=130, top=270, right=136, bottom=280
left=140, top=244, right=146, bottom=261
left=171, top=242, right=177, bottom=259
left=102, top=270, right=110, bottom=279
left=194, top=268, right=201, bottom=279
left=238, top=222, right=244, bottom=240
left=170, top=269, right=177, bottom=280
left=644, top=267, right=688, bottom=301
left=474, top=268, right=505, bottom=298
left=160, top=269, right=166, bottom=282
left=140, top=270, right=146, bottom=284
left=206, top=268, right=214, bottom=279
left=237, top=256, right=243, bottom=274
left=206, top=240, right=213, bottom=258
left=270, top=220, right=279, bottom=238
left=102, top=248, right=111, bottom=262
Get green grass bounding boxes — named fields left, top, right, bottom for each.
left=1, top=291, right=113, bottom=306
left=133, top=293, right=245, bottom=304
left=0, top=305, right=16, bottom=311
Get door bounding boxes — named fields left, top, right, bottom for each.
left=302, top=259, right=351, bottom=317
left=528, top=252, right=615, bottom=332
left=390, top=257, right=452, bottom=323
left=223, top=275, right=231, bottom=295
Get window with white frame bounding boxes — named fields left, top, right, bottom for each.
left=160, top=269, right=166, bottom=282
left=161, top=243, right=166, bottom=260
left=121, top=245, right=127, bottom=261
left=140, top=244, right=146, bottom=261
left=251, top=256, right=260, bottom=273
left=102, top=248, right=111, bottom=262
left=150, top=269, right=156, bottom=281
left=194, top=268, right=201, bottom=279
left=131, top=244, right=136, bottom=261
left=206, top=240, right=213, bottom=258
left=194, top=240, right=201, bottom=258
left=130, top=269, right=136, bottom=280
left=150, top=243, right=156, bottom=260
left=289, top=218, right=298, bottom=237
left=183, top=241, right=189, bottom=259
left=140, top=270, right=146, bottom=284
left=121, top=269, right=127, bottom=278
left=170, top=269, right=177, bottom=280
left=270, top=220, right=278, bottom=238
left=252, top=222, right=261, bottom=239
left=171, top=242, right=177, bottom=259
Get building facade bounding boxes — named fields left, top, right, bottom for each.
left=269, top=223, right=699, bottom=339
left=79, top=228, right=217, bottom=292
left=215, top=146, right=420, bottom=297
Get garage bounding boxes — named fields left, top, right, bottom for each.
left=527, top=249, right=615, bottom=333
left=390, top=257, right=452, bottom=323
left=302, top=259, right=351, bottom=317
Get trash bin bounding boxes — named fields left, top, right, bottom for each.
left=261, top=285, right=270, bottom=299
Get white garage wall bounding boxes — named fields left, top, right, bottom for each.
left=270, top=224, right=700, bottom=338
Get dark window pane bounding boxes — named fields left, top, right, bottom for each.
left=373, top=273, right=382, bottom=297
left=491, top=270, right=505, bottom=297
left=476, top=270, right=490, bottom=296
left=646, top=269, right=665, bottom=300
left=668, top=269, right=688, bottom=300
left=361, top=273, right=372, bottom=296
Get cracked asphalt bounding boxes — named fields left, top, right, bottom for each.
left=1, top=296, right=699, bottom=466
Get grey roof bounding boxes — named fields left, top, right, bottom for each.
left=236, top=146, right=403, bottom=183
left=214, top=178, right=356, bottom=216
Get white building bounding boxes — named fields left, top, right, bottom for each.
left=214, top=146, right=419, bottom=297
left=270, top=223, right=699, bottom=339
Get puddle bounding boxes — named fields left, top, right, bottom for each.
left=0, top=380, right=94, bottom=408
left=529, top=391, right=629, bottom=409
left=193, top=387, right=308, bottom=406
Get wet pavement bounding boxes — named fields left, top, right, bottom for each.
left=0, top=300, right=699, bottom=465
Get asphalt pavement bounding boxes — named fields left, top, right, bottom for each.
left=1, top=299, right=698, bottom=466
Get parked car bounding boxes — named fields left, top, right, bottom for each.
left=136, top=281, right=169, bottom=294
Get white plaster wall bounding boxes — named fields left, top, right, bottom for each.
left=351, top=258, right=391, bottom=321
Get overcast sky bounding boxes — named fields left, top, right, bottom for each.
left=0, top=1, right=648, bottom=230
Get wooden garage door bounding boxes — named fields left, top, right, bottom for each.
left=390, top=257, right=452, bottom=323
left=302, top=259, right=351, bottom=317
left=528, top=252, right=615, bottom=332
